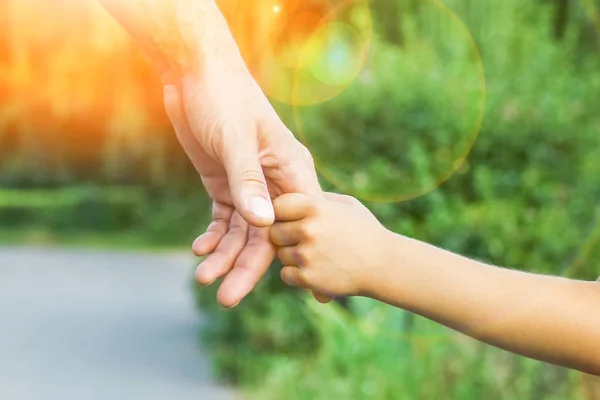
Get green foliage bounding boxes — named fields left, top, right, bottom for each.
left=195, top=260, right=319, bottom=385
left=0, top=186, right=211, bottom=246
left=197, top=0, right=600, bottom=398
left=244, top=298, right=582, bottom=400
left=0, top=186, right=143, bottom=230
left=282, top=6, right=485, bottom=201
left=1, top=0, right=599, bottom=397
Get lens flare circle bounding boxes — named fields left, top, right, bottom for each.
left=581, top=0, right=599, bottom=33
left=306, top=22, right=365, bottom=87
left=275, top=10, right=325, bottom=70
left=223, top=0, right=351, bottom=106
left=291, top=0, right=373, bottom=106
left=293, top=0, right=486, bottom=203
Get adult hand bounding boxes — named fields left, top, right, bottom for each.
left=99, top=0, right=332, bottom=307
left=163, top=75, right=330, bottom=308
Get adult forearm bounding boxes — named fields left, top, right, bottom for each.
left=369, top=233, right=600, bottom=375
left=99, top=0, right=242, bottom=82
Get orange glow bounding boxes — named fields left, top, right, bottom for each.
left=0, top=0, right=371, bottom=170
left=0, top=0, right=372, bottom=120
left=291, top=0, right=372, bottom=106
left=0, top=0, right=167, bottom=168
left=219, top=0, right=372, bottom=106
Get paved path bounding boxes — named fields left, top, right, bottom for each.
left=0, top=247, right=240, bottom=400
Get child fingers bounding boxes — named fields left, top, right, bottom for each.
left=195, top=212, right=249, bottom=286
left=277, top=246, right=304, bottom=267
left=324, top=192, right=357, bottom=206
left=270, top=221, right=304, bottom=247
left=273, top=193, right=313, bottom=222
left=281, top=265, right=332, bottom=303
left=312, top=292, right=335, bottom=304
left=280, top=266, right=307, bottom=288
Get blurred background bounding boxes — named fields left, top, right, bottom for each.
left=1, top=0, right=600, bottom=399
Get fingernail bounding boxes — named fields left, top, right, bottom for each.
left=225, top=301, right=241, bottom=309
left=193, top=233, right=207, bottom=244
left=248, top=197, right=274, bottom=220
left=197, top=276, right=215, bottom=286
left=196, top=269, right=215, bottom=286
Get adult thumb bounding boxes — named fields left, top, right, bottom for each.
left=221, top=131, right=274, bottom=227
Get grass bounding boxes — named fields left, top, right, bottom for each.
left=242, top=297, right=594, bottom=400
left=0, top=227, right=189, bottom=252
left=0, top=186, right=198, bottom=252
left=0, top=187, right=145, bottom=208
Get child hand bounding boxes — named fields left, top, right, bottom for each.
left=270, top=192, right=391, bottom=298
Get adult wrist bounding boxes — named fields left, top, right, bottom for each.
left=179, top=1, right=241, bottom=63
left=152, top=0, right=244, bottom=83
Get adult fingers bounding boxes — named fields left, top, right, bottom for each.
left=216, top=226, right=276, bottom=308
left=218, top=128, right=275, bottom=228
left=264, top=119, right=323, bottom=197
left=193, top=201, right=233, bottom=256
left=195, top=211, right=248, bottom=286
left=165, top=85, right=234, bottom=258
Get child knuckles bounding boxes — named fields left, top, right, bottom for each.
left=298, top=222, right=318, bottom=242
left=294, top=246, right=311, bottom=267
left=307, top=199, right=321, bottom=215
left=269, top=224, right=281, bottom=244
left=345, top=195, right=361, bottom=207
left=272, top=197, right=286, bottom=215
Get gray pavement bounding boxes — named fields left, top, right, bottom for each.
left=0, top=247, right=240, bottom=400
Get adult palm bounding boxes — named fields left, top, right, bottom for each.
left=164, top=73, right=326, bottom=308
left=99, top=0, right=330, bottom=307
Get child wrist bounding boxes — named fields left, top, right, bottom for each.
left=357, top=227, right=398, bottom=299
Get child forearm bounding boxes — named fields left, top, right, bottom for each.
left=271, top=193, right=600, bottom=374
left=369, top=232, right=600, bottom=375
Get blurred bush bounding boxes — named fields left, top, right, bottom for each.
left=0, top=185, right=212, bottom=245
left=0, top=0, right=212, bottom=245
left=0, top=186, right=143, bottom=231
left=196, top=0, right=600, bottom=399
left=195, top=260, right=319, bottom=385
left=1, top=0, right=599, bottom=398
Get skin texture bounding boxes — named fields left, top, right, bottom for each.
left=271, top=193, right=600, bottom=376
left=98, top=0, right=331, bottom=307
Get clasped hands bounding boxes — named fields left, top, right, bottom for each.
left=99, top=0, right=337, bottom=308
left=163, top=57, right=335, bottom=308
